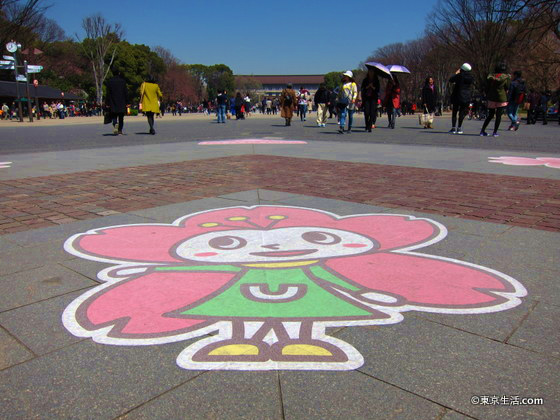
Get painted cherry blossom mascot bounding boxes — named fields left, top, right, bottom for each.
left=63, top=206, right=526, bottom=371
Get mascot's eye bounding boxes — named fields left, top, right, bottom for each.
left=209, top=235, right=247, bottom=250
left=302, top=231, right=341, bottom=245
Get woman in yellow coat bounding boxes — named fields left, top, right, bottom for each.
left=140, top=77, right=163, bottom=135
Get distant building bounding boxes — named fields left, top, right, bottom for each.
left=0, top=80, right=81, bottom=104
left=235, top=75, right=324, bottom=97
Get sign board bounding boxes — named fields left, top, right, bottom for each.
left=2, top=55, right=15, bottom=61
left=27, top=65, right=43, bottom=74
left=16, top=74, right=27, bottom=82
left=0, top=64, right=14, bottom=70
left=0, top=60, right=14, bottom=65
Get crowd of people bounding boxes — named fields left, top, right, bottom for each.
left=8, top=65, right=556, bottom=138
left=0, top=101, right=103, bottom=120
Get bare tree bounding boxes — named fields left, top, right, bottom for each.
left=78, top=14, right=123, bottom=104
left=0, top=0, right=49, bottom=47
left=428, top=0, right=560, bottom=88
left=153, top=45, right=179, bottom=67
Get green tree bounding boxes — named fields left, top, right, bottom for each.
left=110, top=41, right=164, bottom=103
left=324, top=71, right=342, bottom=90
left=184, top=63, right=234, bottom=100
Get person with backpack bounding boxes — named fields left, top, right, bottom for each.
left=506, top=71, right=526, bottom=131
left=280, top=84, right=297, bottom=126
left=480, top=63, right=511, bottom=137
left=448, top=63, right=474, bottom=134
left=337, top=71, right=358, bottom=134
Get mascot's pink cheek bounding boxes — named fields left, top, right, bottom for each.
left=194, top=252, right=219, bottom=257
left=343, top=243, right=368, bottom=248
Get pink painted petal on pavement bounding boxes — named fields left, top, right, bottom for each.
left=82, top=271, right=236, bottom=336
left=536, top=158, right=560, bottom=169
left=488, top=156, right=545, bottom=166
left=326, top=252, right=515, bottom=308
left=199, top=139, right=307, bottom=145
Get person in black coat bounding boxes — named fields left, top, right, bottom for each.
left=361, top=68, right=380, bottom=132
left=314, top=83, right=329, bottom=127
left=234, top=92, right=244, bottom=120
left=448, top=63, right=474, bottom=134
left=421, top=76, right=438, bottom=128
left=105, top=70, right=128, bottom=135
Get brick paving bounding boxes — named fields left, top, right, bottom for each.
left=1, top=154, right=560, bottom=235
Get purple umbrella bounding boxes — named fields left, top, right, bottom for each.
left=365, top=61, right=393, bottom=79
left=387, top=64, right=411, bottom=74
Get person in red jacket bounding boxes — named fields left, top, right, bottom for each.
left=384, top=75, right=400, bottom=129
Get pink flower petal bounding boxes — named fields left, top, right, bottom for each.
left=199, top=139, right=307, bottom=145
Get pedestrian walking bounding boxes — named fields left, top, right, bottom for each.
left=421, top=76, right=438, bottom=129
left=448, top=63, right=474, bottom=134
left=244, top=94, right=251, bottom=117
left=536, top=91, right=550, bottom=125
left=280, top=84, right=297, bottom=126
left=337, top=71, right=358, bottom=133
left=216, top=90, right=228, bottom=123
left=526, top=90, right=539, bottom=124
left=140, top=76, right=163, bottom=135
left=480, top=63, right=511, bottom=137
left=298, top=87, right=310, bottom=121
left=506, top=71, right=525, bottom=131
left=234, top=93, right=244, bottom=120
left=105, top=70, right=128, bottom=135
left=361, top=67, right=380, bottom=132
left=328, top=88, right=337, bottom=119
left=384, top=74, right=400, bottom=129
left=314, top=83, right=329, bottom=127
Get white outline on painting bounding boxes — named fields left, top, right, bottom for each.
left=61, top=205, right=527, bottom=371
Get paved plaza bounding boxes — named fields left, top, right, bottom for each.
left=0, top=113, right=559, bottom=420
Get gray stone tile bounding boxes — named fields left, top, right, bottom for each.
left=127, top=197, right=244, bottom=220
left=381, top=208, right=514, bottom=238
left=2, top=214, right=154, bottom=246
left=219, top=190, right=260, bottom=202
left=507, top=302, right=560, bottom=358
left=496, top=227, right=560, bottom=269
left=59, top=259, right=106, bottom=283
left=0, top=239, right=74, bottom=277
left=0, top=238, right=22, bottom=254
left=441, top=410, right=473, bottom=420
left=0, top=290, right=90, bottom=355
left=336, top=317, right=560, bottom=420
left=275, top=195, right=389, bottom=215
left=280, top=370, right=443, bottom=420
left=120, top=371, right=282, bottom=420
left=0, top=264, right=97, bottom=311
left=0, top=327, right=33, bottom=370
left=415, top=298, right=534, bottom=342
left=0, top=340, right=201, bottom=420
left=257, top=189, right=301, bottom=202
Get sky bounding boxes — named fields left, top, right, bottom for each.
left=44, top=0, right=439, bottom=75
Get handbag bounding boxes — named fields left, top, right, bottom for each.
left=103, top=109, right=112, bottom=124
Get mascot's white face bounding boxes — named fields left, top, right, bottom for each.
left=174, top=227, right=378, bottom=263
